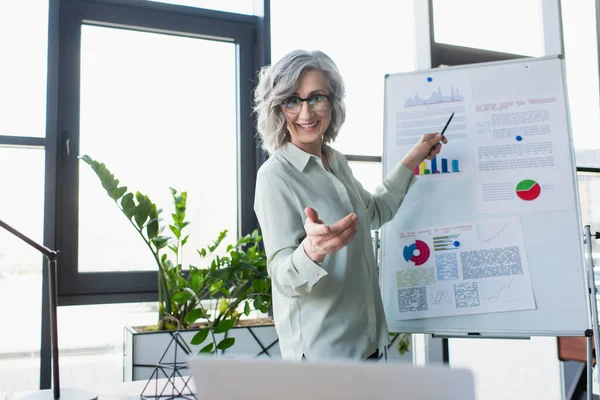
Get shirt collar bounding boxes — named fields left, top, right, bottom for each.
left=278, top=141, right=338, bottom=172
left=278, top=141, right=316, bottom=172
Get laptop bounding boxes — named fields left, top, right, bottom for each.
left=189, top=357, right=476, bottom=399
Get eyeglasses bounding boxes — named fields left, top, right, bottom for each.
left=281, top=94, right=331, bottom=114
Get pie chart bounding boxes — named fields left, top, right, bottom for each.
left=402, top=240, right=430, bottom=266
left=516, top=179, right=541, bottom=201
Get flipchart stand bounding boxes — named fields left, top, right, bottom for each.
left=373, top=230, right=389, bottom=361
left=375, top=224, right=600, bottom=399
left=584, top=225, right=600, bottom=400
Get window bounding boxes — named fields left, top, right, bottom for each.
left=561, top=0, right=600, bottom=168
left=0, top=149, right=46, bottom=392
left=348, top=161, right=382, bottom=194
left=55, top=1, right=264, bottom=303
left=0, top=2, right=49, bottom=138
left=147, top=0, right=254, bottom=15
left=1, top=0, right=268, bottom=391
left=77, top=26, right=237, bottom=273
left=577, top=173, right=600, bottom=269
left=431, top=0, right=545, bottom=56
left=0, top=1, right=49, bottom=392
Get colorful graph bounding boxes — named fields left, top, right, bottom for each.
left=516, top=179, right=541, bottom=201
left=433, top=234, right=461, bottom=251
left=413, top=156, right=460, bottom=175
left=405, top=86, right=464, bottom=107
left=403, top=240, right=430, bottom=266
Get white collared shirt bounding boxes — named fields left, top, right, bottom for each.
left=254, top=142, right=416, bottom=361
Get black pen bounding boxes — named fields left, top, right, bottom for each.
left=440, top=112, right=455, bottom=136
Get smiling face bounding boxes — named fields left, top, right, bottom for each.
left=282, top=69, right=332, bottom=156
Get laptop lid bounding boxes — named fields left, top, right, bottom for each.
left=189, top=357, right=475, bottom=400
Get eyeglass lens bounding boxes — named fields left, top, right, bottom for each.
left=283, top=95, right=329, bottom=114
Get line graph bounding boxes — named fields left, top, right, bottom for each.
left=405, top=86, right=464, bottom=107
left=430, top=291, right=452, bottom=305
left=484, top=279, right=514, bottom=302
left=478, top=223, right=507, bottom=243
left=476, top=221, right=519, bottom=244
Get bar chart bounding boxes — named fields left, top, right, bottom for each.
left=413, top=156, right=461, bottom=175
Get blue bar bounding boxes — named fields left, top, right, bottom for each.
left=431, top=156, right=438, bottom=174
left=441, top=158, right=448, bottom=173
left=452, top=159, right=459, bottom=172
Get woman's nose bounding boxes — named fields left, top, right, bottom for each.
left=298, top=101, right=313, bottom=119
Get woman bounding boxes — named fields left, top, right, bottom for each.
left=253, top=49, right=446, bottom=361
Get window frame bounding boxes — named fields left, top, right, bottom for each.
left=53, top=0, right=268, bottom=305
left=427, top=0, right=527, bottom=68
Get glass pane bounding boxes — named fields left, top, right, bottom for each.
left=56, top=302, right=157, bottom=389
left=147, top=0, right=254, bottom=15
left=577, top=173, right=600, bottom=277
left=271, top=1, right=416, bottom=157
left=0, top=147, right=45, bottom=391
left=0, top=2, right=48, bottom=137
left=432, top=0, right=544, bottom=56
left=78, top=26, right=237, bottom=272
left=449, top=337, right=562, bottom=399
left=562, top=1, right=600, bottom=167
left=347, top=161, right=382, bottom=194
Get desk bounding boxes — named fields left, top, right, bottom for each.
left=558, top=336, right=596, bottom=364
left=2, top=378, right=196, bottom=400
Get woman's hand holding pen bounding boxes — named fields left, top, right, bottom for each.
left=302, top=207, right=358, bottom=263
left=401, top=133, right=448, bottom=171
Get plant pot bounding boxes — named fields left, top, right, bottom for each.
left=123, top=317, right=279, bottom=381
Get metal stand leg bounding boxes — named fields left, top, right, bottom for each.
left=584, top=226, right=600, bottom=400
left=588, top=335, right=594, bottom=400
left=374, top=230, right=388, bottom=363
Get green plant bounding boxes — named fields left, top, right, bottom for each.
left=391, top=333, right=411, bottom=355
left=80, top=155, right=272, bottom=354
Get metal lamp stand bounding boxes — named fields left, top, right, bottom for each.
left=0, top=219, right=97, bottom=400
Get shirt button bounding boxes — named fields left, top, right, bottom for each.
left=316, top=273, right=320, bottom=276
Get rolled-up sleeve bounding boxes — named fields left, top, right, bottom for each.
left=254, top=170, right=328, bottom=298
left=349, top=160, right=417, bottom=230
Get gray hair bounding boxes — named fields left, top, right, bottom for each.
left=253, top=50, right=346, bottom=155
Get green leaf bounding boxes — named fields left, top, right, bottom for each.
left=111, top=186, right=127, bottom=201
left=185, top=308, right=206, bottom=324
left=181, top=235, right=190, bottom=246
left=134, top=193, right=150, bottom=229
left=152, top=236, right=170, bottom=250
left=258, top=304, right=269, bottom=313
left=213, top=319, right=235, bottom=334
left=191, top=273, right=205, bottom=292
left=121, top=193, right=136, bottom=219
left=190, top=328, right=209, bottom=345
left=209, top=281, right=223, bottom=295
left=199, top=343, right=214, bottom=353
left=169, top=225, right=181, bottom=239
left=207, top=230, right=228, bottom=252
left=216, top=337, right=235, bottom=350
left=172, top=292, right=192, bottom=303
left=397, top=333, right=411, bottom=355
left=198, top=248, right=207, bottom=258
left=244, top=302, right=251, bottom=316
left=146, top=204, right=159, bottom=239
